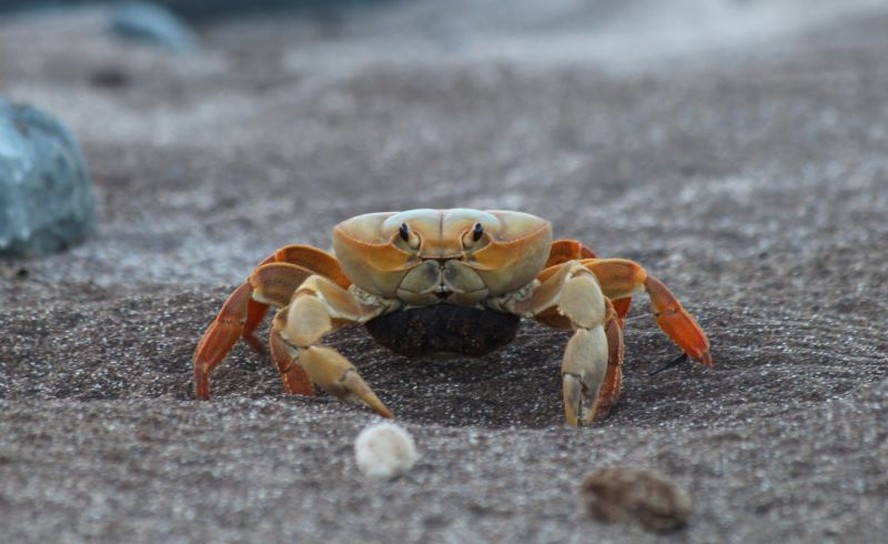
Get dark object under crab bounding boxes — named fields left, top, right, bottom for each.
left=364, top=304, right=521, bottom=358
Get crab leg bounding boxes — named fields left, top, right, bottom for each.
left=596, top=307, right=625, bottom=419
left=514, top=261, right=618, bottom=426
left=193, top=282, right=259, bottom=400
left=192, top=245, right=350, bottom=400
left=581, top=258, right=712, bottom=367
left=545, top=239, right=597, bottom=267
left=274, top=275, right=393, bottom=418
left=544, top=242, right=630, bottom=326
left=269, top=321, right=313, bottom=396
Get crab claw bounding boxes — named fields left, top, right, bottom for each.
left=563, top=373, right=598, bottom=427
left=299, top=346, right=393, bottom=418
left=562, top=328, right=609, bottom=427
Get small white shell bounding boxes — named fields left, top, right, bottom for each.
left=354, top=422, right=419, bottom=479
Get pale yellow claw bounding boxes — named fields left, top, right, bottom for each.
left=299, top=346, right=393, bottom=418
left=561, top=327, right=609, bottom=426
left=275, top=274, right=390, bottom=416
left=514, top=262, right=612, bottom=426
left=563, top=373, right=598, bottom=427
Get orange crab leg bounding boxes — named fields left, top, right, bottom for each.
left=545, top=239, right=597, bottom=268
left=269, top=322, right=314, bottom=396
left=242, top=298, right=270, bottom=352
left=193, top=282, right=258, bottom=400
left=270, top=245, right=351, bottom=289
left=595, top=305, right=625, bottom=419
left=581, top=258, right=712, bottom=367
left=192, top=245, right=351, bottom=400
left=580, top=258, right=646, bottom=299
left=544, top=243, right=631, bottom=326
left=611, top=298, right=632, bottom=326
left=249, top=262, right=324, bottom=306
left=644, top=275, right=712, bottom=367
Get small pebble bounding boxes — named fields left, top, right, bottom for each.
left=580, top=467, right=692, bottom=532
left=354, top=422, right=419, bottom=480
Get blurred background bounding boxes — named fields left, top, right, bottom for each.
left=1, top=0, right=886, bottom=281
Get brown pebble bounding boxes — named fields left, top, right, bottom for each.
left=580, top=467, right=692, bottom=532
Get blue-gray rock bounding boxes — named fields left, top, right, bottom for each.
left=1, top=1, right=390, bottom=21
left=110, top=1, right=198, bottom=53
left=0, top=100, right=97, bottom=257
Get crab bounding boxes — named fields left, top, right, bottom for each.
left=193, top=209, right=711, bottom=426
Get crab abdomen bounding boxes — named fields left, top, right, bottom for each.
left=364, top=305, right=520, bottom=357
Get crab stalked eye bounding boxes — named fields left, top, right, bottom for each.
left=472, top=222, right=484, bottom=242
left=397, top=222, right=421, bottom=250
left=462, top=222, right=487, bottom=250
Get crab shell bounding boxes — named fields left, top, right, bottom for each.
left=332, top=209, right=554, bottom=306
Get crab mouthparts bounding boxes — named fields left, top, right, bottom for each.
left=434, top=289, right=453, bottom=300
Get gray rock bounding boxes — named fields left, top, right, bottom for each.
left=0, top=100, right=96, bottom=257
left=1, top=1, right=376, bottom=21
left=110, top=1, right=198, bottom=53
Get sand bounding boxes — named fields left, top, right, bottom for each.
left=1, top=2, right=886, bottom=542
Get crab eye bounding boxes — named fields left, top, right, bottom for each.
left=462, top=222, right=487, bottom=250
left=397, top=223, right=421, bottom=250
left=472, top=222, right=484, bottom=242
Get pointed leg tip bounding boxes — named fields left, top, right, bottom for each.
left=595, top=404, right=614, bottom=420
left=193, top=384, right=210, bottom=401
left=698, top=351, right=713, bottom=367
left=339, top=370, right=393, bottom=420
left=362, top=394, right=394, bottom=420
left=193, top=369, right=210, bottom=400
